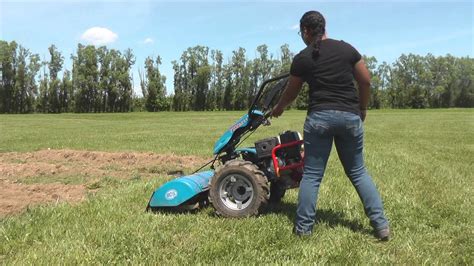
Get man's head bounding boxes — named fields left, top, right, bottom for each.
left=299, top=11, right=326, bottom=58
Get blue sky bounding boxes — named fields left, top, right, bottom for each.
left=1, top=0, right=473, bottom=95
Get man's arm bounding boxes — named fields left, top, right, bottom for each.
left=271, top=75, right=304, bottom=117
left=353, top=59, right=371, bottom=121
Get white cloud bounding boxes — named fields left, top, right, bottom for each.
left=143, top=37, right=154, bottom=44
left=80, top=27, right=118, bottom=46
left=290, top=24, right=299, bottom=30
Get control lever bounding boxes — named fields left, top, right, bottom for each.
left=262, top=118, right=271, bottom=126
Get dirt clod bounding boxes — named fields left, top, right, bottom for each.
left=0, top=180, right=86, bottom=216
left=0, top=149, right=208, bottom=217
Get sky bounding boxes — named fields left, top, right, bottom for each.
left=1, top=0, right=473, bottom=95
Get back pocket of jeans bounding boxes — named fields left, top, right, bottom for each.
left=305, top=116, right=329, bottom=136
left=346, top=116, right=362, bottom=136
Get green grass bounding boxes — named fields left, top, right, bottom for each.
left=1, top=109, right=473, bottom=264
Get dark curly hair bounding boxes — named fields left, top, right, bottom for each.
left=300, top=11, right=326, bottom=60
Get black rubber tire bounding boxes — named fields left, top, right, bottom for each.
left=209, top=159, right=269, bottom=218
left=269, top=181, right=286, bottom=204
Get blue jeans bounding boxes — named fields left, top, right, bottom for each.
left=294, top=110, right=388, bottom=234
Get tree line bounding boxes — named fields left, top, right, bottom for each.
left=1, top=40, right=472, bottom=113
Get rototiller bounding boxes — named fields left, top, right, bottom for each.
left=147, top=73, right=305, bottom=217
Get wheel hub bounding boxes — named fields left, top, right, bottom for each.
left=231, top=180, right=252, bottom=201
left=219, top=174, right=254, bottom=210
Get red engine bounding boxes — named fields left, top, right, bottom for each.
left=255, top=131, right=304, bottom=188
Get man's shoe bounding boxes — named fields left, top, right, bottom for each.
left=293, top=227, right=312, bottom=237
left=375, top=227, right=390, bottom=241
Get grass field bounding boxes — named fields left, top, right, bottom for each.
left=1, top=109, right=473, bottom=264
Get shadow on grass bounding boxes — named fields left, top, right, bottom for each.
left=267, top=201, right=371, bottom=234
left=148, top=198, right=371, bottom=235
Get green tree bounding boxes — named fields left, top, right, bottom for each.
left=249, top=45, right=276, bottom=107
left=171, top=46, right=210, bottom=111
left=294, top=84, right=309, bottom=110
left=279, top=44, right=293, bottom=73
left=207, top=49, right=224, bottom=110
left=37, top=68, right=49, bottom=113
left=60, top=70, right=73, bottom=112
left=13, top=46, right=28, bottom=113
left=230, top=47, right=250, bottom=110
left=72, top=44, right=99, bottom=112
left=222, top=64, right=234, bottom=110
left=454, top=57, right=474, bottom=107
left=26, top=53, right=41, bottom=113
left=171, top=60, right=183, bottom=111
left=376, top=61, right=392, bottom=108
left=143, top=56, right=166, bottom=111
left=47, top=45, right=64, bottom=113
left=364, top=55, right=383, bottom=109
left=97, top=46, right=111, bottom=112
left=0, top=41, right=17, bottom=113
left=194, top=64, right=211, bottom=111
left=117, top=48, right=135, bottom=112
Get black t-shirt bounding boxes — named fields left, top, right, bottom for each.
left=290, top=38, right=362, bottom=115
